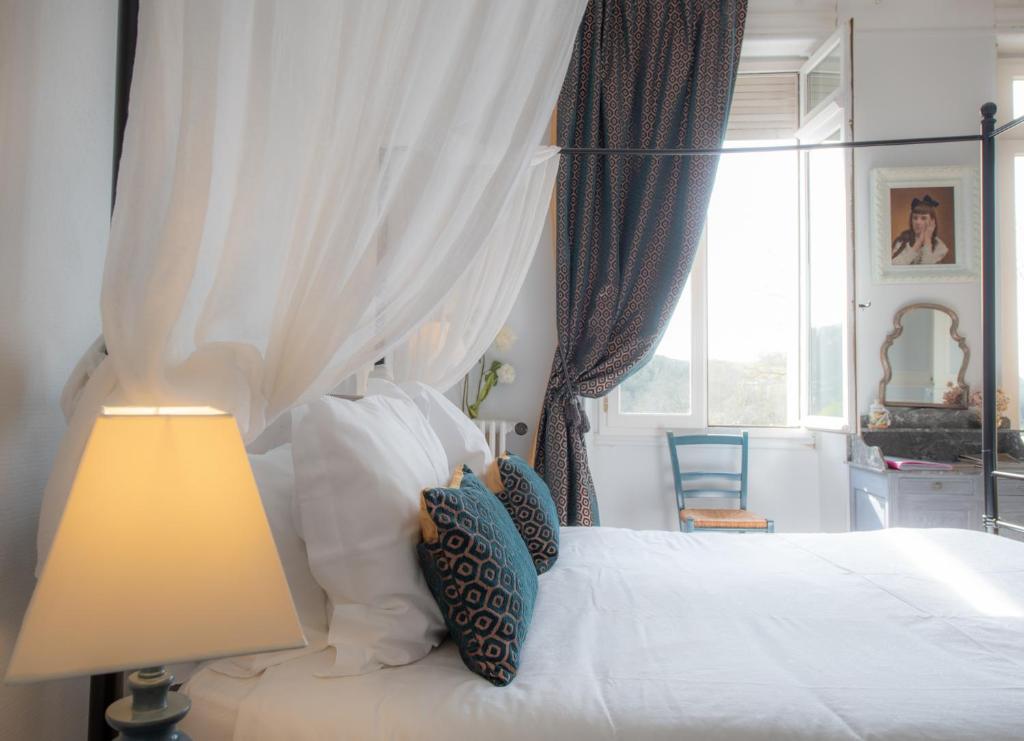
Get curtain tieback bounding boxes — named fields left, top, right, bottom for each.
left=564, top=394, right=591, bottom=433
left=555, top=342, right=591, bottom=433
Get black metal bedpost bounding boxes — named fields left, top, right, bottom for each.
left=111, top=0, right=138, bottom=211
left=981, top=102, right=998, bottom=534
left=87, top=2, right=137, bottom=740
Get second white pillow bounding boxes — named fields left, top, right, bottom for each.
left=292, top=393, right=449, bottom=676
left=398, top=381, right=494, bottom=474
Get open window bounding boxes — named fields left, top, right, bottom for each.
left=606, top=69, right=802, bottom=433
left=798, top=22, right=855, bottom=432
left=996, top=59, right=1024, bottom=429
left=603, top=25, right=854, bottom=436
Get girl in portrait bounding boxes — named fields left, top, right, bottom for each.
left=891, top=194, right=950, bottom=265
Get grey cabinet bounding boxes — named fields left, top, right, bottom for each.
left=849, top=464, right=983, bottom=532
left=993, top=478, right=1024, bottom=542
left=852, top=476, right=889, bottom=530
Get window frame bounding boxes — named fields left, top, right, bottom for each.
left=604, top=238, right=707, bottom=431
left=603, top=70, right=803, bottom=435
left=604, top=107, right=804, bottom=435
left=797, top=21, right=854, bottom=433
left=995, top=58, right=1024, bottom=429
left=706, top=136, right=802, bottom=431
left=602, top=29, right=855, bottom=437
left=796, top=101, right=855, bottom=433
left=798, top=26, right=846, bottom=126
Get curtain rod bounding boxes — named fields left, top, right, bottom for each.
left=558, top=133, right=982, bottom=157
left=990, top=112, right=1024, bottom=138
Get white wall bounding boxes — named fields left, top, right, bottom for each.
left=444, top=218, right=558, bottom=461
left=843, top=0, right=996, bottom=418
left=817, top=431, right=851, bottom=532
left=0, top=2, right=115, bottom=739
left=589, top=432, right=823, bottom=532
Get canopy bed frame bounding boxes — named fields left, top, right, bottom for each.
left=88, top=1, right=1024, bottom=737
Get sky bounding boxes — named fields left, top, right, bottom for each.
left=653, top=139, right=847, bottom=365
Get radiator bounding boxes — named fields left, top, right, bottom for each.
left=473, top=419, right=527, bottom=458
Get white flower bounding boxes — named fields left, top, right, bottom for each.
left=493, top=325, right=517, bottom=352
left=496, top=363, right=516, bottom=385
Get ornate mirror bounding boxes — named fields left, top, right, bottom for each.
left=879, top=303, right=969, bottom=408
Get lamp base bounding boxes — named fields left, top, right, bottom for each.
left=105, top=667, right=191, bottom=741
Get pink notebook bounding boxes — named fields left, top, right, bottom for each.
left=885, top=456, right=954, bottom=471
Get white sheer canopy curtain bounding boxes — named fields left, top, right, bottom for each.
left=37, top=0, right=586, bottom=570
left=390, top=146, right=560, bottom=390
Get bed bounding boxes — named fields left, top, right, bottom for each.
left=181, top=525, right=1024, bottom=740
left=169, top=104, right=1024, bottom=740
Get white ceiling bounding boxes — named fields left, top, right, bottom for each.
left=743, top=0, right=1024, bottom=58
left=743, top=0, right=838, bottom=57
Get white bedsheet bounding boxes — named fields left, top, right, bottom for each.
left=180, top=661, right=260, bottom=741
left=183, top=527, right=1024, bottom=740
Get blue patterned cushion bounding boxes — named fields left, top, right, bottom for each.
left=418, top=468, right=537, bottom=686
left=493, top=453, right=560, bottom=574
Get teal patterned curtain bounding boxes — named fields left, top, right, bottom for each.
left=535, top=0, right=748, bottom=526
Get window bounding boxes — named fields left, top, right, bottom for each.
left=804, top=132, right=847, bottom=420
left=619, top=279, right=694, bottom=416
left=995, top=60, right=1024, bottom=428
left=705, top=141, right=800, bottom=427
left=614, top=74, right=803, bottom=430
left=1015, top=156, right=1024, bottom=426
left=609, top=28, right=852, bottom=434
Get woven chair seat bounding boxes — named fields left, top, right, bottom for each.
left=679, top=508, right=770, bottom=529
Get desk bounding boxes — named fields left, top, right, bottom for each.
left=850, top=463, right=1024, bottom=539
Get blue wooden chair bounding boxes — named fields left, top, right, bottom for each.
left=666, top=431, right=774, bottom=533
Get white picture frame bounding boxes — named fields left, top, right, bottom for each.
left=870, top=165, right=978, bottom=283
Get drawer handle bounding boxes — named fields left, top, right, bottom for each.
left=931, top=481, right=943, bottom=491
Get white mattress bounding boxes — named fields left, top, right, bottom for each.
left=182, top=527, right=1024, bottom=740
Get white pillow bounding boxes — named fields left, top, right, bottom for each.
left=210, top=444, right=328, bottom=678
left=396, top=380, right=494, bottom=475
left=292, top=394, right=449, bottom=676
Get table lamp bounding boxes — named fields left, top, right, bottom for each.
left=6, top=406, right=306, bottom=740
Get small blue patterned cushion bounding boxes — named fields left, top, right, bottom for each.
left=418, top=468, right=538, bottom=686
left=493, top=453, right=560, bottom=574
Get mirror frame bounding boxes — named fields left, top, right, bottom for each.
left=878, top=302, right=970, bottom=409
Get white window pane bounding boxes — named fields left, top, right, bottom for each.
left=1014, top=80, right=1024, bottom=119
left=619, top=280, right=692, bottom=414
left=1016, top=156, right=1024, bottom=423
left=707, top=143, right=799, bottom=427
left=807, top=133, right=847, bottom=418
left=806, top=44, right=841, bottom=115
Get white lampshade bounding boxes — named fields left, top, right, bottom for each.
left=6, top=407, right=305, bottom=683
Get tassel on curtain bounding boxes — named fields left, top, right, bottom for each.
left=535, top=0, right=748, bottom=526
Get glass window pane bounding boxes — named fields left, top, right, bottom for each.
left=805, top=44, right=841, bottom=115
left=807, top=131, right=847, bottom=418
left=707, top=143, right=799, bottom=427
left=1016, top=156, right=1024, bottom=423
left=618, top=280, right=692, bottom=414
left=1014, top=80, right=1024, bottom=119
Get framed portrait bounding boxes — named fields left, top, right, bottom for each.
left=870, top=166, right=978, bottom=283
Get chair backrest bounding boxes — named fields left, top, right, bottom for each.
left=665, top=431, right=749, bottom=512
